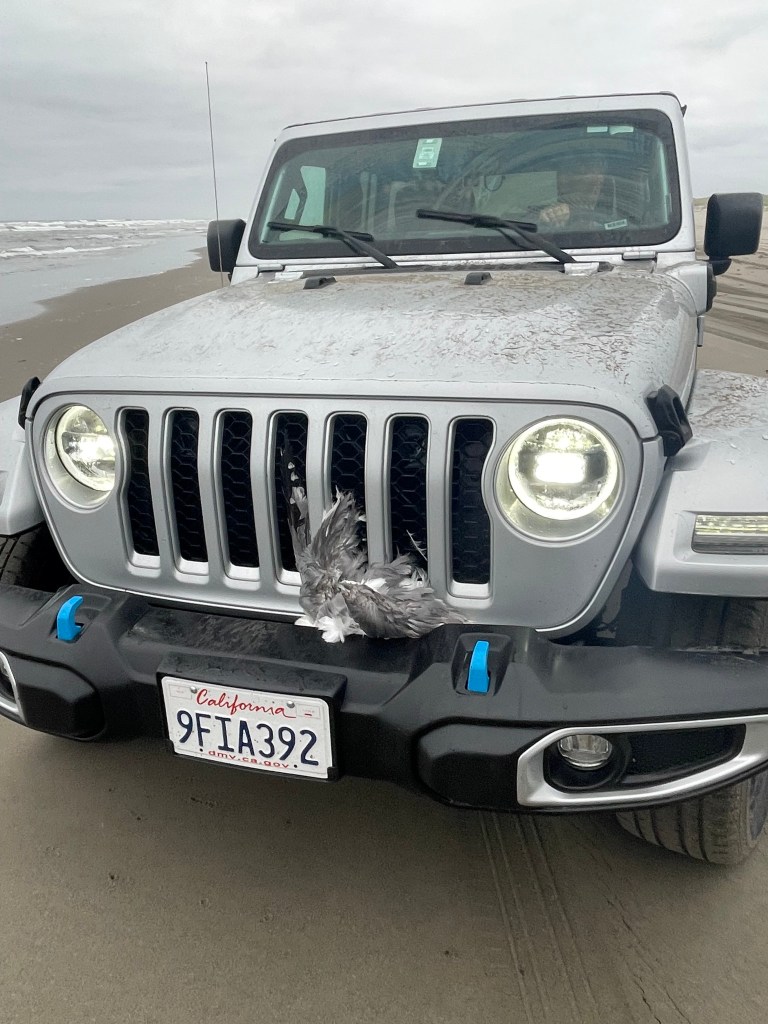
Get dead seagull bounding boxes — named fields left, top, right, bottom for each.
left=287, top=486, right=465, bottom=643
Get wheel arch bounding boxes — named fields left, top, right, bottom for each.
left=0, top=397, right=44, bottom=536
left=636, top=370, right=768, bottom=596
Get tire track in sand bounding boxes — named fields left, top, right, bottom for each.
left=481, top=812, right=699, bottom=1022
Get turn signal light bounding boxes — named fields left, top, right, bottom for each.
left=693, top=514, right=768, bottom=555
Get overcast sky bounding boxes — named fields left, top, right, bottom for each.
left=1, top=0, right=766, bottom=220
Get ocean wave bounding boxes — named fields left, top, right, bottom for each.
left=1, top=219, right=207, bottom=232
left=0, top=244, right=121, bottom=259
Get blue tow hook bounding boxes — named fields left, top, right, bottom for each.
left=56, top=596, right=84, bottom=642
left=466, top=640, right=491, bottom=694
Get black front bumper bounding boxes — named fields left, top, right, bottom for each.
left=2, top=582, right=768, bottom=812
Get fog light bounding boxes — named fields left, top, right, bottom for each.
left=557, top=733, right=613, bottom=770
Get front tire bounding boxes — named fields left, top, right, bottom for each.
left=0, top=526, right=73, bottom=591
left=615, top=593, right=768, bottom=865
left=617, top=771, right=768, bottom=866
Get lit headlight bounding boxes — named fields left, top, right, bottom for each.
left=496, top=418, right=621, bottom=539
left=49, top=405, right=116, bottom=495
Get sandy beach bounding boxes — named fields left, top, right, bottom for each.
left=0, top=250, right=220, bottom=400
left=696, top=211, right=768, bottom=374
left=1, top=227, right=768, bottom=1023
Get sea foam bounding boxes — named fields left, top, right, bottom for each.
left=0, top=219, right=207, bottom=261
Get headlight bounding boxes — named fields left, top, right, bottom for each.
left=495, top=418, right=621, bottom=540
left=48, top=405, right=116, bottom=496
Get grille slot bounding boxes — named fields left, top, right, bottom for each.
left=170, top=410, right=208, bottom=563
left=626, top=727, right=742, bottom=776
left=389, top=416, right=429, bottom=566
left=124, top=409, right=158, bottom=556
left=273, top=413, right=309, bottom=572
left=330, top=414, right=368, bottom=547
left=220, top=411, right=259, bottom=568
left=451, top=419, right=493, bottom=584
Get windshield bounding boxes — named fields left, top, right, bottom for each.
left=250, top=109, right=681, bottom=261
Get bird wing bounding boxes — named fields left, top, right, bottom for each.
left=344, top=582, right=465, bottom=639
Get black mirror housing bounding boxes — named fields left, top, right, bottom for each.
left=207, top=219, right=246, bottom=275
left=704, top=193, right=763, bottom=274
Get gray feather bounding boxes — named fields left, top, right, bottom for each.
left=287, top=484, right=311, bottom=565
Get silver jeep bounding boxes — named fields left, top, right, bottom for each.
left=0, top=92, right=765, bottom=864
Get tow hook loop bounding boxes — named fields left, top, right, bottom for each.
left=56, top=596, right=84, bottom=643
left=467, top=640, right=491, bottom=694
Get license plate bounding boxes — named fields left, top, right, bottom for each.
left=161, top=677, right=334, bottom=780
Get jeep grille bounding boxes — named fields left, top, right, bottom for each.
left=121, top=403, right=493, bottom=598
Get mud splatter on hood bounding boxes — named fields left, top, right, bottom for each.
left=688, top=370, right=768, bottom=435
left=43, top=266, right=697, bottom=432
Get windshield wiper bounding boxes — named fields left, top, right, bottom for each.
left=416, top=209, right=575, bottom=265
left=267, top=221, right=399, bottom=270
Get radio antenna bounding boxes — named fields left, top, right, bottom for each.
left=205, top=61, right=225, bottom=287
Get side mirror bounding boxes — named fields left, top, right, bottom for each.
left=704, top=193, right=763, bottom=276
left=207, top=219, right=246, bottom=275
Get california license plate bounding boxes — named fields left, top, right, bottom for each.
left=161, top=677, right=334, bottom=779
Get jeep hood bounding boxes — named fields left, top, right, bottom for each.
left=40, top=267, right=697, bottom=438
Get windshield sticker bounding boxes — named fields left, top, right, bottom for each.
left=604, top=219, right=629, bottom=230
left=587, top=125, right=635, bottom=134
left=413, top=138, right=443, bottom=168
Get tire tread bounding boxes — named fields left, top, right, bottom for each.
left=615, top=592, right=768, bottom=865
left=0, top=527, right=72, bottom=591
left=617, top=780, right=760, bottom=865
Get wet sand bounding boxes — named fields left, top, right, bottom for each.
left=0, top=252, right=221, bottom=399
left=1, top=229, right=768, bottom=1023
left=697, top=212, right=768, bottom=374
